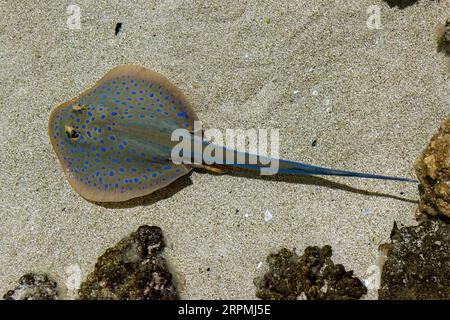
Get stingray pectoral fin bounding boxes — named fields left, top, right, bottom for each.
left=64, top=162, right=191, bottom=202
left=99, top=65, right=199, bottom=122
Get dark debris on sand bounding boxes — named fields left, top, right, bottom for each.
left=78, top=225, right=178, bottom=300
left=383, top=0, right=419, bottom=9
left=379, top=218, right=450, bottom=300
left=3, top=273, right=60, bottom=300
left=254, top=246, right=367, bottom=300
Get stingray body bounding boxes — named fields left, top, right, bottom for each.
left=48, top=65, right=415, bottom=202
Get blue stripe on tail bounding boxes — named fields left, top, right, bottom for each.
left=228, top=160, right=417, bottom=183
left=191, top=138, right=417, bottom=183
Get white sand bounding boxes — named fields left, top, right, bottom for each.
left=1, top=0, right=449, bottom=299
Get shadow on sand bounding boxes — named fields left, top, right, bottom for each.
left=94, top=166, right=418, bottom=209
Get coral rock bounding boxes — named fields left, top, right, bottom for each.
left=415, top=118, right=450, bottom=218
left=379, top=218, right=450, bottom=300
left=78, top=225, right=178, bottom=300
left=3, top=273, right=60, bottom=300
left=254, top=246, right=367, bottom=300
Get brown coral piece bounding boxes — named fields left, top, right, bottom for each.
left=415, top=118, right=450, bottom=218
left=254, top=246, right=367, bottom=300
left=379, top=218, right=450, bottom=300
left=78, top=225, right=178, bottom=300
left=3, top=273, right=60, bottom=300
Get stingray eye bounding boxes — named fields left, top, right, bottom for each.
left=65, top=126, right=80, bottom=141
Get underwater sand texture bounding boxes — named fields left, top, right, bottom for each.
left=0, top=0, right=449, bottom=299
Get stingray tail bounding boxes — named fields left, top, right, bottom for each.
left=187, top=139, right=417, bottom=183
left=223, top=158, right=417, bottom=182
left=225, top=157, right=417, bottom=183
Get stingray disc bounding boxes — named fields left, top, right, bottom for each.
left=48, top=65, right=198, bottom=202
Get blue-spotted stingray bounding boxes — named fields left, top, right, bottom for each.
left=48, top=65, right=416, bottom=202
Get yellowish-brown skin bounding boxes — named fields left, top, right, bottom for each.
left=415, top=118, right=450, bottom=218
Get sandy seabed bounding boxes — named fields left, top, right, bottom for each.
left=1, top=0, right=449, bottom=299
